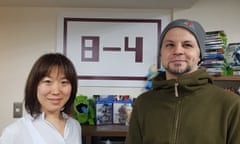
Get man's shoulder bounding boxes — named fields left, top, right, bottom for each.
left=209, top=85, right=240, bottom=104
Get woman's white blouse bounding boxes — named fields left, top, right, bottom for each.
left=0, top=113, right=82, bottom=144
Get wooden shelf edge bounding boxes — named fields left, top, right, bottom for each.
left=212, top=76, right=240, bottom=81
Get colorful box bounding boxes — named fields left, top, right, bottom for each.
left=95, top=95, right=114, bottom=125
left=113, top=100, right=133, bottom=125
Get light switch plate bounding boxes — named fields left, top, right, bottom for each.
left=13, top=102, right=23, bottom=118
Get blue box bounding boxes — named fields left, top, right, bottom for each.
left=95, top=96, right=114, bottom=125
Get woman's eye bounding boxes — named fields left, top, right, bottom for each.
left=43, top=80, right=52, bottom=84
left=61, top=80, right=70, bottom=85
left=40, top=77, right=52, bottom=84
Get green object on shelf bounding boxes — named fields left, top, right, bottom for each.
left=225, top=66, right=233, bottom=75
left=73, top=95, right=96, bottom=125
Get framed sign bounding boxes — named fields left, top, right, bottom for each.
left=58, top=17, right=161, bottom=87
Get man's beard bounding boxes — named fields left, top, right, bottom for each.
left=165, top=63, right=193, bottom=75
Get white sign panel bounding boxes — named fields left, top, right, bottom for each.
left=58, top=18, right=162, bottom=87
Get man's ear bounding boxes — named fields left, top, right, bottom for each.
left=197, top=58, right=202, bottom=65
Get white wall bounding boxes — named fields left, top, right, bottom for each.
left=0, top=7, right=58, bottom=133
left=1, top=0, right=240, bottom=133
left=173, top=0, right=240, bottom=43
left=0, top=7, right=171, bottom=133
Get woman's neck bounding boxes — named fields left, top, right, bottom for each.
left=44, top=112, right=67, bottom=136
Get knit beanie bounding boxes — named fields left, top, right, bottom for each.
left=159, top=19, right=206, bottom=60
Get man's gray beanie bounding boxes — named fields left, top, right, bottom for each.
left=159, top=19, right=206, bottom=60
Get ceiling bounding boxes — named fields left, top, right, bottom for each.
left=0, top=0, right=198, bottom=9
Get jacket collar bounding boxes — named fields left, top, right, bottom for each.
left=152, top=69, right=213, bottom=95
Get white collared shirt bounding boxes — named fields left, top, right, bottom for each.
left=0, top=113, right=82, bottom=144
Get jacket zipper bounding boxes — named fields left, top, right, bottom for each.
left=175, top=82, right=179, bottom=97
left=173, top=82, right=181, bottom=144
left=173, top=100, right=181, bottom=144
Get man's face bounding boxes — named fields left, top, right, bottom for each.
left=160, top=27, right=201, bottom=79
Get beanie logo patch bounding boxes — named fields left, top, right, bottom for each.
left=183, top=21, right=193, bottom=27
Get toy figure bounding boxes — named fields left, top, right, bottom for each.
left=145, top=64, right=164, bottom=90
left=73, top=95, right=95, bottom=125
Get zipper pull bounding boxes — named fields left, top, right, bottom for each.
left=175, top=82, right=179, bottom=97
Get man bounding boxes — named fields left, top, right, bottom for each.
left=125, top=19, right=240, bottom=144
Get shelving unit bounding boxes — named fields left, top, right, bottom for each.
left=82, top=125, right=127, bottom=144
left=81, top=76, right=239, bottom=144
left=212, top=76, right=240, bottom=94
left=212, top=76, right=240, bottom=81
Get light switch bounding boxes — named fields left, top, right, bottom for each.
left=13, top=102, right=23, bottom=118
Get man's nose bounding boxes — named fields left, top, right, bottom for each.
left=173, top=44, right=184, bottom=54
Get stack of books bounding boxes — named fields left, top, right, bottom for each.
left=225, top=42, right=240, bottom=76
left=200, top=30, right=227, bottom=76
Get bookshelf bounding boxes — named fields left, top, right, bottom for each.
left=82, top=125, right=127, bottom=144
left=212, top=75, right=240, bottom=81
left=80, top=76, right=239, bottom=144
left=212, top=76, right=240, bottom=94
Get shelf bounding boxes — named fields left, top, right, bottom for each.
left=212, top=76, right=239, bottom=94
left=82, top=125, right=128, bottom=144
left=212, top=76, right=240, bottom=81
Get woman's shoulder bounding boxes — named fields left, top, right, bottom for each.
left=1, top=115, right=31, bottom=140
left=68, top=117, right=81, bottom=128
left=63, top=113, right=81, bottom=128
left=3, top=117, right=27, bottom=132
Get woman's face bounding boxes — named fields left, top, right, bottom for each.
left=37, top=67, right=72, bottom=114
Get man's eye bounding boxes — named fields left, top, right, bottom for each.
left=165, top=43, right=174, bottom=47
left=183, top=43, right=193, bottom=48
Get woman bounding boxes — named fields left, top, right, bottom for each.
left=0, top=53, right=82, bottom=144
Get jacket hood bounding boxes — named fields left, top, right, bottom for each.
left=152, top=69, right=213, bottom=91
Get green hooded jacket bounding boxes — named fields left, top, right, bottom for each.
left=125, top=69, right=240, bottom=144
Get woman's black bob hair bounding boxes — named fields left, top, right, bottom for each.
left=24, top=53, right=78, bottom=117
